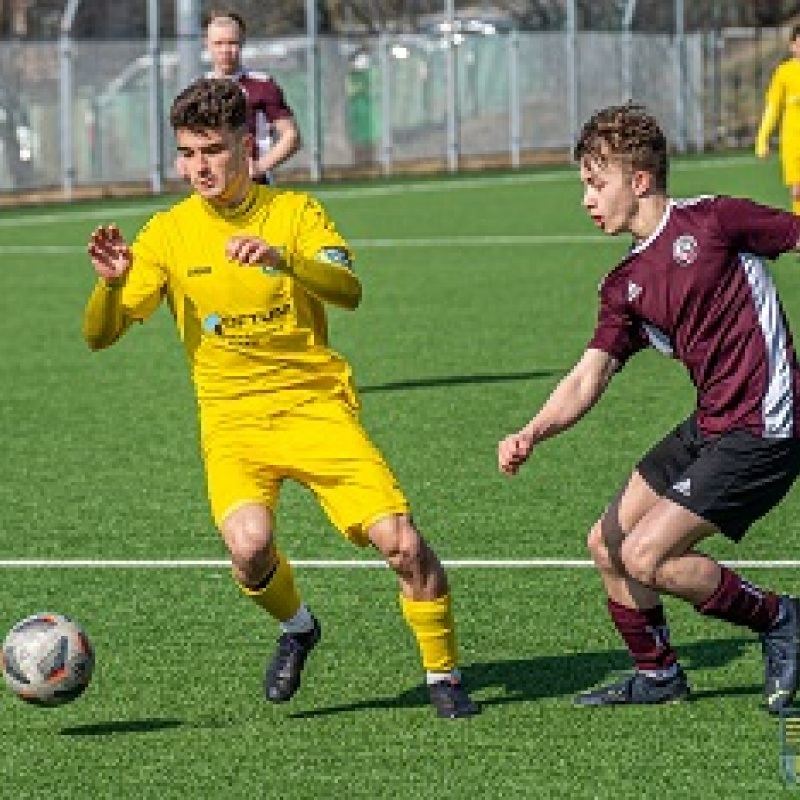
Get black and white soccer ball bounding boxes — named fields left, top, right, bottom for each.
left=1, top=613, right=94, bottom=706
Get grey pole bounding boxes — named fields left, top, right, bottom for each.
left=306, top=0, right=321, bottom=181
left=567, top=0, right=578, bottom=148
left=622, top=0, right=637, bottom=101
left=176, top=0, right=201, bottom=88
left=444, top=0, right=458, bottom=172
left=675, top=0, right=687, bottom=152
left=509, top=28, right=520, bottom=168
left=379, top=33, right=393, bottom=175
left=59, top=0, right=82, bottom=198
left=148, top=0, right=163, bottom=193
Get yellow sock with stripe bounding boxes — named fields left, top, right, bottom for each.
left=238, top=551, right=302, bottom=623
left=400, top=594, right=458, bottom=680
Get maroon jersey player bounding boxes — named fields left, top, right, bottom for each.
left=203, top=9, right=300, bottom=184
left=498, top=103, right=800, bottom=712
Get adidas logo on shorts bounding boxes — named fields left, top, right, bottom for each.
left=672, top=478, right=691, bottom=496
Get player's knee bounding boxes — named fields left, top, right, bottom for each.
left=371, top=515, right=423, bottom=575
left=587, top=520, right=619, bottom=571
left=619, top=538, right=659, bottom=588
left=222, top=516, right=274, bottom=579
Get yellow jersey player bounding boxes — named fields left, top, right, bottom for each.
left=756, top=25, right=800, bottom=214
left=82, top=78, right=478, bottom=719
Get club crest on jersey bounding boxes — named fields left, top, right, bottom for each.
left=672, top=234, right=698, bottom=266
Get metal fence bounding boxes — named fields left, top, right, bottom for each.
left=0, top=25, right=791, bottom=195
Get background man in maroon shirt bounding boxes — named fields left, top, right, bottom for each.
left=498, top=103, right=800, bottom=712
left=203, top=9, right=300, bottom=184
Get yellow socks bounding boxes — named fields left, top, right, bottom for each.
left=238, top=551, right=301, bottom=622
left=400, top=594, right=458, bottom=674
left=792, top=198, right=800, bottom=216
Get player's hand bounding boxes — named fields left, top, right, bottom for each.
left=498, top=429, right=536, bottom=476
left=225, top=236, right=283, bottom=269
left=87, top=225, right=132, bottom=282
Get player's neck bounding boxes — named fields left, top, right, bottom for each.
left=630, top=194, right=669, bottom=243
left=207, top=175, right=253, bottom=213
left=211, top=66, right=242, bottom=79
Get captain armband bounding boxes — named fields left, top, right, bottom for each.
left=314, top=247, right=353, bottom=271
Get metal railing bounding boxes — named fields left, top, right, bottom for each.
left=0, top=25, right=785, bottom=196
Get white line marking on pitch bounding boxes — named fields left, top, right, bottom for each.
left=0, top=155, right=756, bottom=228
left=0, top=559, right=797, bottom=568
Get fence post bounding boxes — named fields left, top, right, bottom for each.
left=444, top=0, right=459, bottom=172
left=59, top=0, right=82, bottom=198
left=148, top=0, right=163, bottom=194
left=306, top=0, right=322, bottom=181
left=509, top=28, right=520, bottom=168
left=379, top=33, right=393, bottom=175
left=567, top=0, right=578, bottom=147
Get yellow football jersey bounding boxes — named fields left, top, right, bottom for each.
left=108, top=186, right=358, bottom=420
left=756, top=59, right=800, bottom=156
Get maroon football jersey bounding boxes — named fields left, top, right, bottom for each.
left=588, top=197, right=800, bottom=438
left=235, top=71, right=294, bottom=159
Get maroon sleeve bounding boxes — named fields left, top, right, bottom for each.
left=587, top=280, right=648, bottom=365
left=713, top=197, right=800, bottom=258
left=240, top=74, right=294, bottom=123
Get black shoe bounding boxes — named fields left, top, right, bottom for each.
left=760, top=595, right=800, bottom=715
left=265, top=617, right=321, bottom=703
left=428, top=678, right=480, bottom=719
left=573, top=668, right=690, bottom=707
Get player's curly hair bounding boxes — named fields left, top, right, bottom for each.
left=169, top=78, right=248, bottom=133
left=574, top=103, right=668, bottom=191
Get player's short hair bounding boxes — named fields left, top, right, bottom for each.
left=574, top=103, right=668, bottom=191
left=202, top=8, right=246, bottom=37
left=792, top=24, right=800, bottom=42
left=169, top=78, right=248, bottom=133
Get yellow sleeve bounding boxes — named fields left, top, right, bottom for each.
left=282, top=196, right=361, bottom=309
left=756, top=66, right=785, bottom=156
left=82, top=216, right=169, bottom=350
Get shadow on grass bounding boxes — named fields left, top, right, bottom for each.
left=358, top=369, right=560, bottom=395
left=289, top=636, right=758, bottom=719
left=60, top=718, right=184, bottom=736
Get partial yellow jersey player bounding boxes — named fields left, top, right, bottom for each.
left=756, top=25, right=800, bottom=213
left=82, top=78, right=478, bottom=718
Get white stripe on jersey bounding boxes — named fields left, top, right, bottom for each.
left=642, top=322, right=675, bottom=355
left=740, top=253, right=794, bottom=437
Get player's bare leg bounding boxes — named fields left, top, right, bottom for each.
left=221, top=503, right=320, bottom=702
left=579, top=472, right=797, bottom=711
left=369, top=514, right=479, bottom=718
left=577, top=472, right=690, bottom=705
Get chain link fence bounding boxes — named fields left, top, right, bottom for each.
left=0, top=20, right=793, bottom=195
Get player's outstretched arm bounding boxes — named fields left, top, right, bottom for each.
left=498, top=348, right=619, bottom=476
left=226, top=236, right=361, bottom=309
left=82, top=225, right=134, bottom=350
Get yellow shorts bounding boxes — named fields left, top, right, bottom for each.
left=202, top=397, right=409, bottom=546
left=781, top=144, right=800, bottom=185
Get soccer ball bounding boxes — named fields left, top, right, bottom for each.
left=1, top=613, right=94, bottom=706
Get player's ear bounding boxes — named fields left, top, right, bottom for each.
left=631, top=169, right=652, bottom=197
left=242, top=132, right=255, bottom=158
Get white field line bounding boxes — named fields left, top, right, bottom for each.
left=0, top=154, right=756, bottom=229
left=0, top=234, right=618, bottom=256
left=0, top=559, right=797, bottom=568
